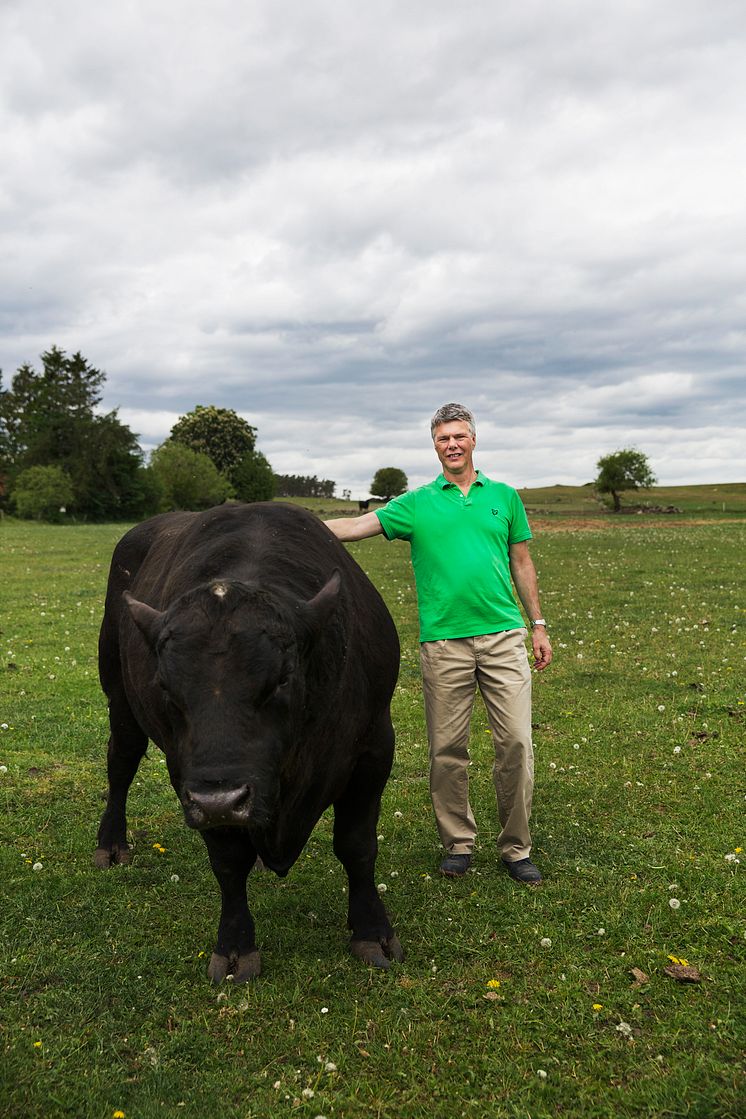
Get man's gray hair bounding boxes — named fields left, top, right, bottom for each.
left=430, top=403, right=476, bottom=438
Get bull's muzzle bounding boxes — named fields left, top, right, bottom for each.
left=182, top=784, right=254, bottom=830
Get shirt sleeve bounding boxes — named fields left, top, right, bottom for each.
left=375, top=489, right=417, bottom=540
left=507, top=489, right=532, bottom=544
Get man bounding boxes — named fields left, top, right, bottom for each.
left=324, top=403, right=552, bottom=883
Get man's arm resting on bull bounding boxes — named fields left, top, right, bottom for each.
left=509, top=540, right=552, bottom=671
left=323, top=511, right=384, bottom=542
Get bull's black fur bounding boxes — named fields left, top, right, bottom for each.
left=95, top=502, right=403, bottom=980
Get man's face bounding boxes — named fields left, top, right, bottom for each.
left=432, top=420, right=476, bottom=478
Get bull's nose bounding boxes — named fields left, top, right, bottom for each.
left=182, top=784, right=253, bottom=829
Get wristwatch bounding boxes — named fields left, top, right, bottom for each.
left=531, top=619, right=547, bottom=628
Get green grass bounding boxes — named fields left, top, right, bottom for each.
left=516, top=482, right=746, bottom=519
left=0, top=516, right=744, bottom=1118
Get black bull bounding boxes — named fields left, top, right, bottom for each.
left=95, top=502, right=403, bottom=981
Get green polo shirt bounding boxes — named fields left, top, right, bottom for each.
left=375, top=472, right=531, bottom=641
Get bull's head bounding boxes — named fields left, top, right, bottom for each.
left=123, top=571, right=341, bottom=832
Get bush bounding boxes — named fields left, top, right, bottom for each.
left=12, top=464, right=75, bottom=522
left=231, top=451, right=275, bottom=503
left=149, top=442, right=234, bottom=511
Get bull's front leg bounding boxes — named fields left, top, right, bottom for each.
left=333, top=744, right=404, bottom=970
left=94, top=687, right=148, bottom=868
left=201, top=829, right=261, bottom=983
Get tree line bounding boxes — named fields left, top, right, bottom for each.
left=0, top=347, right=416, bottom=522
left=0, top=349, right=280, bottom=520
left=1, top=345, right=654, bottom=523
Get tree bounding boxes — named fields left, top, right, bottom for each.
left=149, top=442, right=234, bottom=511
left=232, top=450, right=275, bottom=503
left=169, top=406, right=257, bottom=480
left=0, top=347, right=105, bottom=471
left=1, top=347, right=154, bottom=520
left=273, top=473, right=336, bottom=498
left=371, top=467, right=408, bottom=501
left=13, top=465, right=74, bottom=522
left=595, top=448, right=656, bottom=512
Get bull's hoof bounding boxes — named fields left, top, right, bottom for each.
left=93, top=845, right=132, bottom=868
left=207, top=949, right=262, bottom=984
left=350, top=934, right=404, bottom=970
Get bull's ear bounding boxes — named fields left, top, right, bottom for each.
left=302, top=570, right=341, bottom=633
left=123, top=591, right=166, bottom=648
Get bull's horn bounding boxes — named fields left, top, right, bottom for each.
left=303, top=570, right=341, bottom=631
left=123, top=591, right=166, bottom=647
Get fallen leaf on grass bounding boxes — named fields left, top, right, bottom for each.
left=630, top=967, right=649, bottom=987
left=663, top=964, right=702, bottom=983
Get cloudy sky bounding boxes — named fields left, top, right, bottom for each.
left=2, top=0, right=745, bottom=496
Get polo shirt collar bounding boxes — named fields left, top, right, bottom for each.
left=437, top=470, right=486, bottom=489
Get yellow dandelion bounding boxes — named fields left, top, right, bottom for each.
left=592, top=1003, right=603, bottom=1011
left=33, top=1040, right=42, bottom=1048
left=113, top=1111, right=126, bottom=1118
left=486, top=979, right=501, bottom=989
left=735, top=847, right=743, bottom=854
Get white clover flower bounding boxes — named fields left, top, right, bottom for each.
left=536, top=1069, right=548, bottom=1080
left=540, top=937, right=552, bottom=949
left=669, top=898, right=681, bottom=910
left=320, top=1007, right=329, bottom=1014
left=170, top=874, right=180, bottom=883
left=394, top=811, right=403, bottom=819
left=657, top=705, right=666, bottom=712
left=0, top=765, right=7, bottom=774
left=32, top=862, right=43, bottom=871
left=597, top=928, right=606, bottom=936
left=1, top=723, right=9, bottom=731
left=301, top=1088, right=314, bottom=1100
left=616, top=1021, right=633, bottom=1038
left=324, top=1062, right=337, bottom=1072
left=377, top=883, right=387, bottom=893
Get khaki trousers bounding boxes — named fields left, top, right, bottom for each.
left=419, top=630, right=534, bottom=862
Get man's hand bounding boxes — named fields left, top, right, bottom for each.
left=531, top=627, right=552, bottom=671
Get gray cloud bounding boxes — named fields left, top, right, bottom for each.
left=2, top=0, right=745, bottom=496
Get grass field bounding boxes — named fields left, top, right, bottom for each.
left=283, top=483, right=746, bottom=521
left=1, top=512, right=744, bottom=1119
